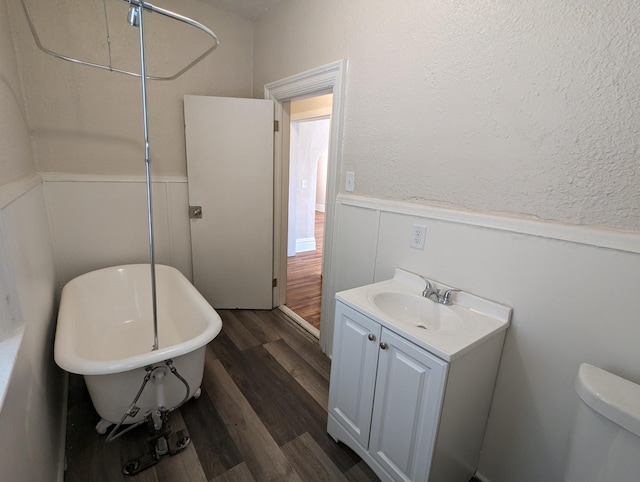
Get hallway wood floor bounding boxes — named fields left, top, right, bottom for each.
left=64, top=309, right=379, bottom=482
left=285, top=212, right=323, bottom=330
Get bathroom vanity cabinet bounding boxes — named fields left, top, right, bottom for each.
left=327, top=271, right=510, bottom=482
left=328, top=302, right=447, bottom=481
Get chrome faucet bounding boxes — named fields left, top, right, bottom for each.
left=422, top=280, right=441, bottom=302
left=422, top=280, right=459, bottom=305
left=440, top=288, right=459, bottom=306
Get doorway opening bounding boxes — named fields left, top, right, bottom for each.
left=265, top=59, right=347, bottom=353
left=284, top=95, right=333, bottom=334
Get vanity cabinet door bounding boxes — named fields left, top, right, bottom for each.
left=369, top=328, right=448, bottom=482
left=328, top=302, right=382, bottom=448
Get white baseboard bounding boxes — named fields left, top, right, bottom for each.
left=296, top=236, right=316, bottom=253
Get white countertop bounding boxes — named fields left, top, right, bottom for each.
left=335, top=269, right=512, bottom=361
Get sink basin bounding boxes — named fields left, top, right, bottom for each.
left=336, top=268, right=512, bottom=360
left=369, top=292, right=477, bottom=334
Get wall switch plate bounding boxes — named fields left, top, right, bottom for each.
left=345, top=171, right=355, bottom=192
left=410, top=224, right=427, bottom=249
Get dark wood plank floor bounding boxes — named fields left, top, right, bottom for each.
left=285, top=212, right=323, bottom=330
left=64, top=309, right=379, bottom=482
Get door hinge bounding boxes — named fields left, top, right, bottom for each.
left=274, top=120, right=280, bottom=132
left=272, top=278, right=278, bottom=288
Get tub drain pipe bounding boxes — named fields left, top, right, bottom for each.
left=105, top=360, right=190, bottom=443
left=106, top=365, right=154, bottom=442
left=118, top=360, right=193, bottom=476
left=151, top=366, right=167, bottom=430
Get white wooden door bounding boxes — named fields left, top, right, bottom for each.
left=328, top=302, right=381, bottom=447
left=184, top=95, right=274, bottom=309
left=369, top=328, right=448, bottom=481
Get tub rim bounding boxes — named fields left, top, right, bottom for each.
left=54, top=263, right=222, bottom=376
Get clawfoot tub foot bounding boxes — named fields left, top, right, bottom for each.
left=96, top=418, right=112, bottom=435
left=193, top=387, right=202, bottom=399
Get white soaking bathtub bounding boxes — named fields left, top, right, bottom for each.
left=54, top=264, right=222, bottom=432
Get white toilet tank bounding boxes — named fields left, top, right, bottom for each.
left=564, top=363, right=640, bottom=482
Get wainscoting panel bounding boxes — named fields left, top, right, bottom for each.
left=0, top=176, right=64, bottom=481
left=330, top=194, right=640, bottom=482
left=43, top=175, right=192, bottom=287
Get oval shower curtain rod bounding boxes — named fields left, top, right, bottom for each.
left=19, top=0, right=220, bottom=81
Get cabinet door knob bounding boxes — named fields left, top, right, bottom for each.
left=368, top=333, right=376, bottom=341
left=379, top=342, right=388, bottom=350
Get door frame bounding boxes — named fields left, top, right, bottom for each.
left=264, top=60, right=347, bottom=353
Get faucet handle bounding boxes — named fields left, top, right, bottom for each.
left=440, top=289, right=460, bottom=305
left=421, top=280, right=432, bottom=297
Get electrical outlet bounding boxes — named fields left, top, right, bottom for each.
left=410, top=224, right=426, bottom=249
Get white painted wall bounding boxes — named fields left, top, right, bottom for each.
left=254, top=0, right=640, bottom=232
left=332, top=195, right=640, bottom=482
left=1, top=0, right=638, bottom=480
left=288, top=118, right=330, bottom=254
left=43, top=174, right=193, bottom=286
left=0, top=180, right=62, bottom=481
left=316, top=150, right=327, bottom=212
left=254, top=2, right=640, bottom=481
left=0, top=2, right=63, bottom=477
left=1, top=1, right=235, bottom=477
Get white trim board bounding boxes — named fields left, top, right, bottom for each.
left=40, top=172, right=188, bottom=184
left=295, top=237, right=316, bottom=253
left=43, top=174, right=194, bottom=284
left=338, top=194, right=640, bottom=255
left=0, top=173, right=188, bottom=210
left=0, top=174, right=41, bottom=209
left=265, top=60, right=348, bottom=354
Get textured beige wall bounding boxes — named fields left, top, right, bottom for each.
left=0, top=0, right=34, bottom=186
left=254, top=0, right=640, bottom=232
left=9, top=0, right=254, bottom=177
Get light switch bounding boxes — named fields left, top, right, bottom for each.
left=345, top=171, right=355, bottom=192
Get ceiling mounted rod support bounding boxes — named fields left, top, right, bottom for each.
left=127, top=3, right=140, bottom=26
left=123, top=0, right=219, bottom=40
left=19, top=0, right=220, bottom=81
